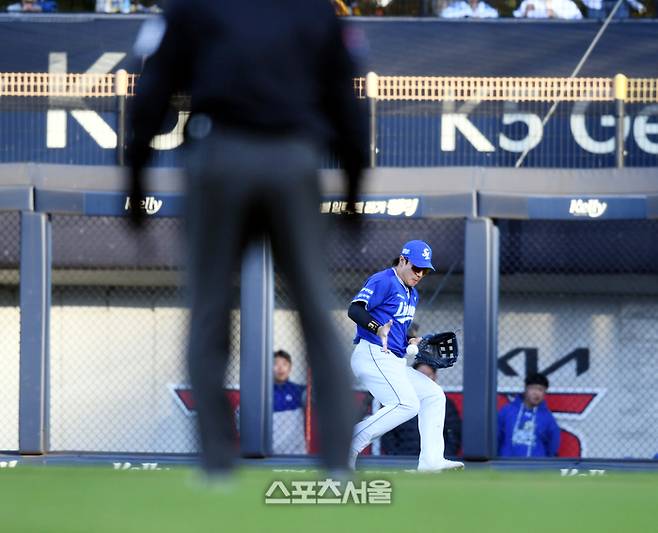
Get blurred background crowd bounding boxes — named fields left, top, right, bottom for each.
left=1, top=0, right=656, bottom=19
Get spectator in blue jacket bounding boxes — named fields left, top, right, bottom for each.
left=498, top=373, right=560, bottom=458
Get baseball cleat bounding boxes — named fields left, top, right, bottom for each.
left=418, top=459, right=465, bottom=472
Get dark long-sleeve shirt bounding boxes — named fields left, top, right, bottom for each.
left=128, top=0, right=368, bottom=173
left=380, top=397, right=463, bottom=457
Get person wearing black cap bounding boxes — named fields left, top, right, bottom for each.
left=126, top=0, right=368, bottom=476
left=346, top=241, right=464, bottom=472
left=380, top=361, right=462, bottom=458
left=497, top=372, right=561, bottom=457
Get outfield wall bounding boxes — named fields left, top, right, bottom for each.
left=4, top=289, right=655, bottom=458
left=1, top=164, right=657, bottom=461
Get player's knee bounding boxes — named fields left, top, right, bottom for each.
left=399, top=397, right=420, bottom=419
left=429, top=385, right=446, bottom=409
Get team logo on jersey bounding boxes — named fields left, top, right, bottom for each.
left=422, top=248, right=431, bottom=261
left=393, top=301, right=416, bottom=323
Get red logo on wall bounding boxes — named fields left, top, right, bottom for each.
left=170, top=386, right=240, bottom=419
left=171, top=385, right=601, bottom=458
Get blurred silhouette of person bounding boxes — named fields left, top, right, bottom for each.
left=272, top=350, right=307, bottom=455
left=498, top=372, right=560, bottom=457
left=6, top=0, right=57, bottom=12
left=582, top=0, right=645, bottom=18
left=513, top=0, right=583, bottom=18
left=127, top=0, right=368, bottom=476
left=440, top=0, right=499, bottom=18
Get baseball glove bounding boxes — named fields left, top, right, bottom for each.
left=415, top=331, right=459, bottom=369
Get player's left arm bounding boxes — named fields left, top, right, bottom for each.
left=319, top=6, right=368, bottom=209
left=127, top=2, right=196, bottom=223
left=129, top=16, right=189, bottom=167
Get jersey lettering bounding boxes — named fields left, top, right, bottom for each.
left=355, top=287, right=374, bottom=303
left=393, top=302, right=416, bottom=324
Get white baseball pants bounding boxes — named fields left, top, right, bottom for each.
left=350, top=339, right=447, bottom=470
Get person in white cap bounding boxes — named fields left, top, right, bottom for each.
left=346, top=240, right=464, bottom=472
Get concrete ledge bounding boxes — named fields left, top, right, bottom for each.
left=0, top=165, right=657, bottom=218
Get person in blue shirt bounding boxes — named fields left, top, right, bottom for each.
left=346, top=240, right=464, bottom=472
left=6, top=0, right=57, bottom=12
left=498, top=372, right=561, bottom=457
left=272, top=350, right=307, bottom=454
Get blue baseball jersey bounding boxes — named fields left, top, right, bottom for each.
left=352, top=268, right=418, bottom=358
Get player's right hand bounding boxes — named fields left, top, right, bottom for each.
left=377, top=320, right=393, bottom=352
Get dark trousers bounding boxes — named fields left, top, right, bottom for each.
left=184, top=128, right=355, bottom=472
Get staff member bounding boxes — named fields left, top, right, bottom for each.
left=498, top=373, right=561, bottom=457
left=127, top=0, right=368, bottom=475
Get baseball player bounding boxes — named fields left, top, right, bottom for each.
left=347, top=240, right=464, bottom=471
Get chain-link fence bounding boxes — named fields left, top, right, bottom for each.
left=272, top=217, right=465, bottom=456
left=497, top=219, right=658, bottom=460
left=48, top=215, right=241, bottom=453
left=0, top=212, right=21, bottom=452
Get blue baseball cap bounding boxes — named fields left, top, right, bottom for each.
left=400, top=240, right=435, bottom=271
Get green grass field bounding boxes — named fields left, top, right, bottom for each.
left=1, top=466, right=657, bottom=533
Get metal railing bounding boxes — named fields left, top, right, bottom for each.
left=0, top=72, right=137, bottom=97
left=363, top=76, right=615, bottom=102
left=1, top=71, right=657, bottom=169
left=3, top=71, right=656, bottom=102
